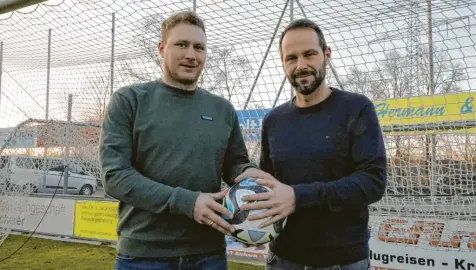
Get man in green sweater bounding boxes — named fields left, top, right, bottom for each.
left=99, top=11, right=270, bottom=270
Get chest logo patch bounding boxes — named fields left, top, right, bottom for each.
left=201, top=115, right=213, bottom=121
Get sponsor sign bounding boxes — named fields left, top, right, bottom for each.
left=225, top=215, right=476, bottom=268
left=226, top=236, right=268, bottom=259
left=1, top=196, right=473, bottom=268
left=236, top=109, right=270, bottom=141
left=0, top=195, right=74, bottom=236
left=374, top=92, right=475, bottom=127
left=369, top=216, right=476, bottom=269
left=235, top=92, right=476, bottom=140
left=73, top=200, right=118, bottom=241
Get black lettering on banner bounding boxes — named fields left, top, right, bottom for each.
left=370, top=250, right=476, bottom=270
left=454, top=259, right=476, bottom=270
left=370, top=250, right=435, bottom=267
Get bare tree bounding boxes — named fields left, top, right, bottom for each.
left=119, top=15, right=253, bottom=101
left=418, top=46, right=466, bottom=94
left=77, top=75, right=110, bottom=123
left=337, top=66, right=385, bottom=100
left=120, top=14, right=164, bottom=83
left=339, top=46, right=466, bottom=98
left=201, top=46, right=253, bottom=101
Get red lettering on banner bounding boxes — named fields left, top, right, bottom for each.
left=226, top=250, right=265, bottom=259
left=377, top=219, right=476, bottom=250
left=378, top=219, right=419, bottom=244
left=411, top=221, right=459, bottom=248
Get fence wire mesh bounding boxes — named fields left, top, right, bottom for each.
left=0, top=0, right=476, bottom=251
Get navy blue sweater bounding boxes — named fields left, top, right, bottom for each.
left=260, top=88, right=387, bottom=267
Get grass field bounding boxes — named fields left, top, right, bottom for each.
left=0, top=234, right=264, bottom=270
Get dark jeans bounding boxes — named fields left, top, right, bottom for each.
left=114, top=249, right=227, bottom=270
left=266, top=251, right=371, bottom=270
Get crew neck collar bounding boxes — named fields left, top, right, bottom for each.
left=158, top=79, right=198, bottom=96
left=289, top=87, right=338, bottom=113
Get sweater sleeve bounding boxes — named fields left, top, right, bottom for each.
left=291, top=102, right=388, bottom=211
left=259, top=115, right=274, bottom=175
left=99, top=91, right=199, bottom=219
left=221, top=110, right=259, bottom=186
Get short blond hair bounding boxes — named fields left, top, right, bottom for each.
left=161, top=11, right=206, bottom=43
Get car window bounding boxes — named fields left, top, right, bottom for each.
left=49, top=166, right=65, bottom=172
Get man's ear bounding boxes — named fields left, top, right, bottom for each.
left=324, top=46, right=332, bottom=64
left=158, top=40, right=165, bottom=58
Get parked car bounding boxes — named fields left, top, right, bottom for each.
left=0, top=155, right=97, bottom=196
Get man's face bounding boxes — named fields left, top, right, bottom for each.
left=159, top=23, right=206, bottom=86
left=280, top=28, right=330, bottom=95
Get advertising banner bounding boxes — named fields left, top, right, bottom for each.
left=369, top=215, right=476, bottom=269
left=225, top=215, right=476, bottom=268
left=0, top=195, right=74, bottom=236
left=235, top=92, right=476, bottom=140
left=2, top=195, right=474, bottom=269
left=374, top=92, right=476, bottom=127
left=226, top=236, right=268, bottom=259
left=369, top=238, right=476, bottom=270
left=73, top=200, right=118, bottom=241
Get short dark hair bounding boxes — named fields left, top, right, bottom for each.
left=161, top=11, right=206, bottom=43
left=279, top=19, right=327, bottom=53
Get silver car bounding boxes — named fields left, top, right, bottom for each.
left=1, top=155, right=97, bottom=196
left=43, top=164, right=98, bottom=195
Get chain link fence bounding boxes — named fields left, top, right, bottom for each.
left=0, top=0, right=475, bottom=250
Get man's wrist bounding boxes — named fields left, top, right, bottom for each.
left=240, top=163, right=259, bottom=174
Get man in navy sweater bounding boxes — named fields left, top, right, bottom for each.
left=236, top=19, right=388, bottom=269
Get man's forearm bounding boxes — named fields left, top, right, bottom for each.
left=291, top=162, right=387, bottom=211
left=102, top=165, right=199, bottom=218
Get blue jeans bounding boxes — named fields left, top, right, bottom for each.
left=266, top=251, right=371, bottom=270
left=114, top=249, right=227, bottom=270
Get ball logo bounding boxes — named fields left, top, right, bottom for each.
left=235, top=189, right=254, bottom=208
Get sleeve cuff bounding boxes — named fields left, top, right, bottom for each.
left=239, top=163, right=259, bottom=174
left=170, top=187, right=200, bottom=219
left=292, top=182, right=324, bottom=210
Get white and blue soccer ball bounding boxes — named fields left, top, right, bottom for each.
left=222, top=178, right=287, bottom=245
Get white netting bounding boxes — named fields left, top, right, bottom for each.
left=0, top=0, right=475, bottom=251
left=0, top=119, right=101, bottom=245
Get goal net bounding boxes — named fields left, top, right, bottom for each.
left=0, top=0, right=475, bottom=256
left=0, top=119, right=101, bottom=245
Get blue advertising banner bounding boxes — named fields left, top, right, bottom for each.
left=236, top=109, right=270, bottom=141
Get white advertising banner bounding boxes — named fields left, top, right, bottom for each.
left=226, top=236, right=268, bottom=259
left=225, top=215, right=476, bottom=269
left=369, top=216, right=476, bottom=270
left=0, top=195, right=74, bottom=236
left=369, top=239, right=476, bottom=270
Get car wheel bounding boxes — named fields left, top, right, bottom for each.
left=79, top=184, right=93, bottom=196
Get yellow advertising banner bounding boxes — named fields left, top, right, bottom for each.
left=374, top=92, right=475, bottom=126
left=73, top=200, right=118, bottom=241
left=373, top=92, right=476, bottom=135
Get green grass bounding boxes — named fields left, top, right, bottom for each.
left=0, top=234, right=263, bottom=270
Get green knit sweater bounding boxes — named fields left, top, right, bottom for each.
left=99, top=79, right=257, bottom=257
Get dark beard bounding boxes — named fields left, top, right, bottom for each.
left=290, top=63, right=326, bottom=96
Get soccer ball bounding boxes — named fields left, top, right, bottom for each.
left=222, top=178, right=287, bottom=245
